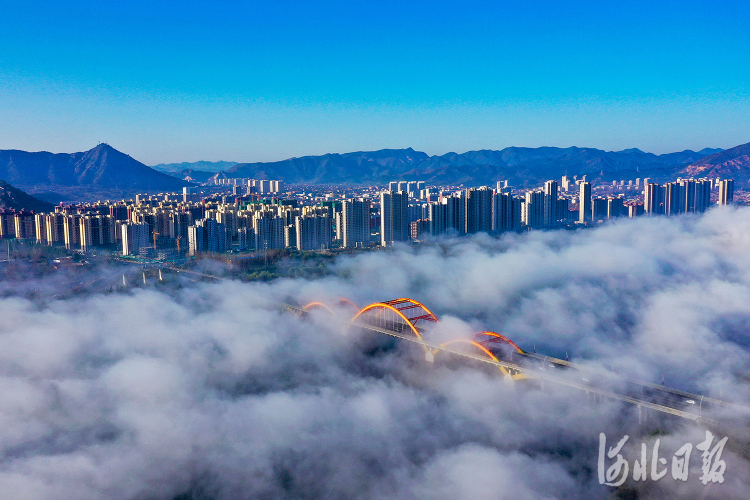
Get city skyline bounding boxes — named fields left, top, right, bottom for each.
left=0, top=172, right=737, bottom=261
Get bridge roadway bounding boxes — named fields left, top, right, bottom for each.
left=284, top=303, right=750, bottom=425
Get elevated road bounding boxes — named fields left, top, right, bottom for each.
left=285, top=302, right=750, bottom=425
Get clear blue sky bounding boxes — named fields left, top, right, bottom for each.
left=1, top=0, right=748, bottom=164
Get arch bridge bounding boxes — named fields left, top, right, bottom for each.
left=283, top=297, right=742, bottom=425
left=295, top=296, right=527, bottom=379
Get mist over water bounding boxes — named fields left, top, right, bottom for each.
left=2, top=207, right=750, bottom=499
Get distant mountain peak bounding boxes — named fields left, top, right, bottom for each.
left=87, top=143, right=121, bottom=156
left=617, top=148, right=645, bottom=154
left=84, top=143, right=128, bottom=158
left=0, top=144, right=192, bottom=191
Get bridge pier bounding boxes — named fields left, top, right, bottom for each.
left=638, top=405, right=643, bottom=425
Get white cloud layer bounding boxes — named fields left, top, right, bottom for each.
left=1, top=207, right=750, bottom=499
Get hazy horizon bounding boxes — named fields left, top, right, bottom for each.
left=0, top=141, right=732, bottom=167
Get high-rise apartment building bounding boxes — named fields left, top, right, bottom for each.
left=592, top=198, right=608, bottom=221
left=607, top=196, right=624, bottom=218
left=174, top=212, right=192, bottom=243
left=445, top=193, right=466, bottom=235
left=342, top=199, right=371, bottom=249
left=694, top=180, right=711, bottom=212
left=679, top=179, right=696, bottom=213
left=34, top=214, right=47, bottom=244
left=295, top=214, right=332, bottom=251
left=718, top=179, right=734, bottom=205
left=63, top=214, right=82, bottom=249
left=187, top=225, right=202, bottom=255
left=284, top=224, right=296, bottom=249
left=664, top=182, right=685, bottom=215
left=13, top=212, right=35, bottom=239
left=80, top=215, right=116, bottom=249
left=237, top=227, right=254, bottom=250
left=644, top=183, right=663, bottom=214
left=556, top=198, right=570, bottom=222
left=216, top=211, right=238, bottom=236
left=629, top=204, right=645, bottom=217
left=380, top=190, right=409, bottom=246
left=122, top=222, right=149, bottom=256
left=543, top=180, right=558, bottom=226
left=408, top=203, right=426, bottom=224
left=428, top=201, right=448, bottom=236
left=0, top=211, right=15, bottom=238
left=188, top=218, right=227, bottom=255
left=578, top=182, right=591, bottom=222
left=334, top=212, right=343, bottom=240
left=492, top=194, right=522, bottom=231
left=253, top=213, right=285, bottom=250
left=44, top=213, right=65, bottom=245
left=410, top=219, right=430, bottom=240
left=523, top=190, right=544, bottom=228
left=465, top=186, right=493, bottom=234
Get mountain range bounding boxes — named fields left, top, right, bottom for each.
left=681, top=142, right=750, bottom=179
left=172, top=145, right=740, bottom=187
left=0, top=144, right=191, bottom=192
left=3, top=142, right=750, bottom=194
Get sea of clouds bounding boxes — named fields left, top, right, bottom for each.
left=1, top=206, right=750, bottom=499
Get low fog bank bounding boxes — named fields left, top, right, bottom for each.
left=1, top=207, right=750, bottom=499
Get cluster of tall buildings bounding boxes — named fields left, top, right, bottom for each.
left=0, top=176, right=737, bottom=258
left=0, top=194, right=333, bottom=258
left=642, top=179, right=732, bottom=214
left=374, top=182, right=561, bottom=245
left=0, top=211, right=119, bottom=250
left=388, top=177, right=735, bottom=244
left=387, top=181, right=431, bottom=199
left=210, top=178, right=285, bottom=193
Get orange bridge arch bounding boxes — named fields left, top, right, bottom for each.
left=302, top=301, right=337, bottom=316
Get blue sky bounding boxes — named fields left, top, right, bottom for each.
left=0, top=0, right=748, bottom=164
